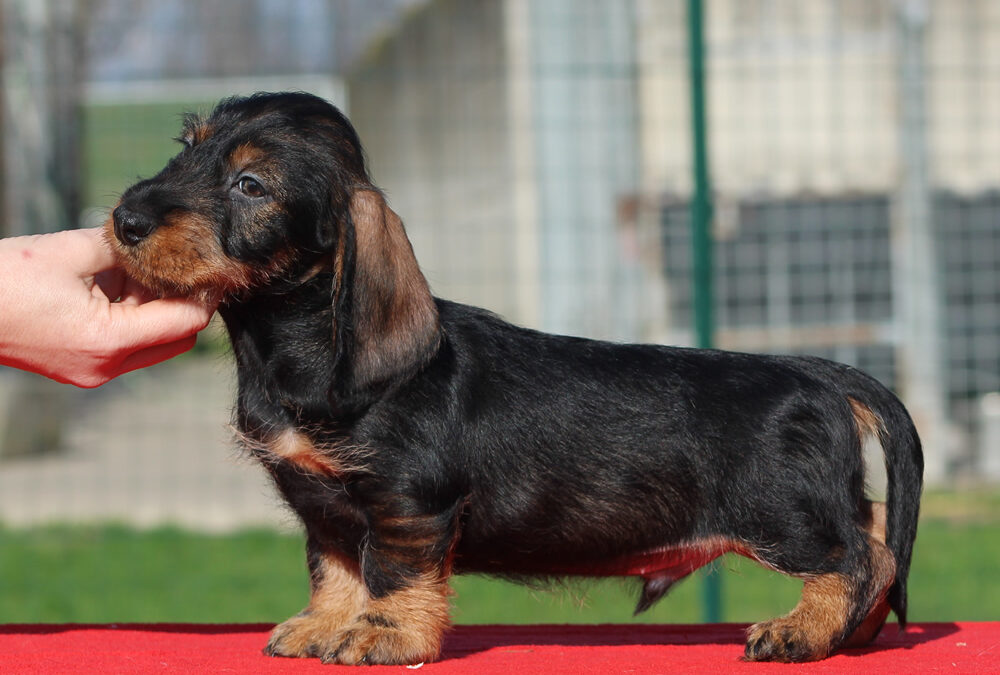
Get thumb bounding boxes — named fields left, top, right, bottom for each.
left=65, top=227, right=120, bottom=276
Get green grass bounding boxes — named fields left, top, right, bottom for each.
left=1, top=491, right=997, bottom=624
left=0, top=525, right=305, bottom=623
left=82, top=101, right=216, bottom=213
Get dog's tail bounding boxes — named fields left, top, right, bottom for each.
left=849, top=380, right=924, bottom=626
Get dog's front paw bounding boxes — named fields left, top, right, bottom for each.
left=320, top=612, right=440, bottom=666
left=265, top=609, right=350, bottom=659
left=745, top=618, right=832, bottom=663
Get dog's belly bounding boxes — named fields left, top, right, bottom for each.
left=457, top=537, right=749, bottom=581
left=563, top=537, right=750, bottom=581
left=592, top=538, right=736, bottom=577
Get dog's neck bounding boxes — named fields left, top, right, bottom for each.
left=217, top=250, right=445, bottom=433
left=219, top=273, right=338, bottom=432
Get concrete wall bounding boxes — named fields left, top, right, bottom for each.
left=348, top=0, right=644, bottom=339
left=349, top=0, right=523, bottom=323
left=636, top=0, right=1000, bottom=198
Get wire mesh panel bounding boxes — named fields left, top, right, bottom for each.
left=937, top=191, right=1000, bottom=410
left=661, top=196, right=897, bottom=387
left=0, top=0, right=997, bottom=538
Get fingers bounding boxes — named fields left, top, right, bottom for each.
left=72, top=335, right=201, bottom=388
left=94, top=267, right=127, bottom=302
left=96, top=299, right=214, bottom=383
left=114, top=335, right=200, bottom=379
left=0, top=227, right=217, bottom=387
left=97, top=272, right=157, bottom=306
left=112, top=296, right=216, bottom=349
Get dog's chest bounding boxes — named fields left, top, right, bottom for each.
left=237, top=427, right=366, bottom=478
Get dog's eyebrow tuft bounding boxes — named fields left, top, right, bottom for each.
left=177, top=112, right=212, bottom=147
left=227, top=142, right=266, bottom=172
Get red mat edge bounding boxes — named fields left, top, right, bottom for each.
left=1, top=622, right=996, bottom=674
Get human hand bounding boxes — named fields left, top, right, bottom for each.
left=0, top=227, right=217, bottom=387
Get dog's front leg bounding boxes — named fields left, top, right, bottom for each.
left=268, top=552, right=449, bottom=666
left=266, top=537, right=367, bottom=660
left=267, top=497, right=458, bottom=665
left=325, top=570, right=451, bottom=665
left=267, top=508, right=457, bottom=665
left=323, top=510, right=456, bottom=666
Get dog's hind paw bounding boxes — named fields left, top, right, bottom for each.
left=745, top=618, right=832, bottom=663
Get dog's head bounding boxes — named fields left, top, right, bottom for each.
left=107, top=92, right=440, bottom=401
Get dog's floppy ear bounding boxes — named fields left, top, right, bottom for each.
left=331, top=189, right=440, bottom=407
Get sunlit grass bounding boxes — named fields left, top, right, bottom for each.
left=1, top=491, right=995, bottom=625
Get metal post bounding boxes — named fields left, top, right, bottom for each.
left=893, top=0, right=947, bottom=484
left=686, top=0, right=721, bottom=623
left=688, top=0, right=713, bottom=351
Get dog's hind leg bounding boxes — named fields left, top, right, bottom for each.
left=744, top=529, right=896, bottom=662
left=844, top=501, right=892, bottom=648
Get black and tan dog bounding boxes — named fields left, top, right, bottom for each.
left=106, top=92, right=922, bottom=665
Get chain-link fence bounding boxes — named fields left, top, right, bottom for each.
left=1, top=0, right=997, bottom=530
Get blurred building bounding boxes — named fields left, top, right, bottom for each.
left=0, top=0, right=997, bottom=529
left=0, top=0, right=419, bottom=237
left=350, top=0, right=644, bottom=342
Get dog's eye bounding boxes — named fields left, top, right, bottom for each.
left=236, top=175, right=266, bottom=199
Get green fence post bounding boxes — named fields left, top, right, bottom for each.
left=686, top=0, right=721, bottom=623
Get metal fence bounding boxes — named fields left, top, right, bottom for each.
left=1, top=0, right=998, bottom=530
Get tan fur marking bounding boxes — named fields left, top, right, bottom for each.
left=746, top=533, right=897, bottom=661
left=266, top=429, right=344, bottom=477
left=156, top=211, right=252, bottom=290
left=846, top=535, right=897, bottom=648
left=849, top=397, right=884, bottom=441
left=103, top=212, right=251, bottom=302
left=228, top=142, right=265, bottom=171
left=185, top=120, right=213, bottom=146
left=267, top=551, right=367, bottom=658
left=850, top=397, right=889, bottom=502
left=746, top=572, right=852, bottom=661
left=104, top=209, right=297, bottom=302
left=867, top=501, right=887, bottom=544
left=327, top=573, right=451, bottom=665
left=267, top=560, right=450, bottom=666
left=233, top=426, right=372, bottom=478
left=793, top=574, right=853, bottom=645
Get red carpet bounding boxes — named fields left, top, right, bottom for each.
left=1, top=622, right=994, bottom=674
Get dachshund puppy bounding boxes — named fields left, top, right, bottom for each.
left=106, top=92, right=923, bottom=665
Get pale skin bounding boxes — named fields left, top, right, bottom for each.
left=0, top=227, right=215, bottom=388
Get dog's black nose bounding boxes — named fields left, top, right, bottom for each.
left=112, top=205, right=158, bottom=246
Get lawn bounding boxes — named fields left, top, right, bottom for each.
left=82, top=101, right=216, bottom=215
left=1, top=491, right=997, bottom=625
